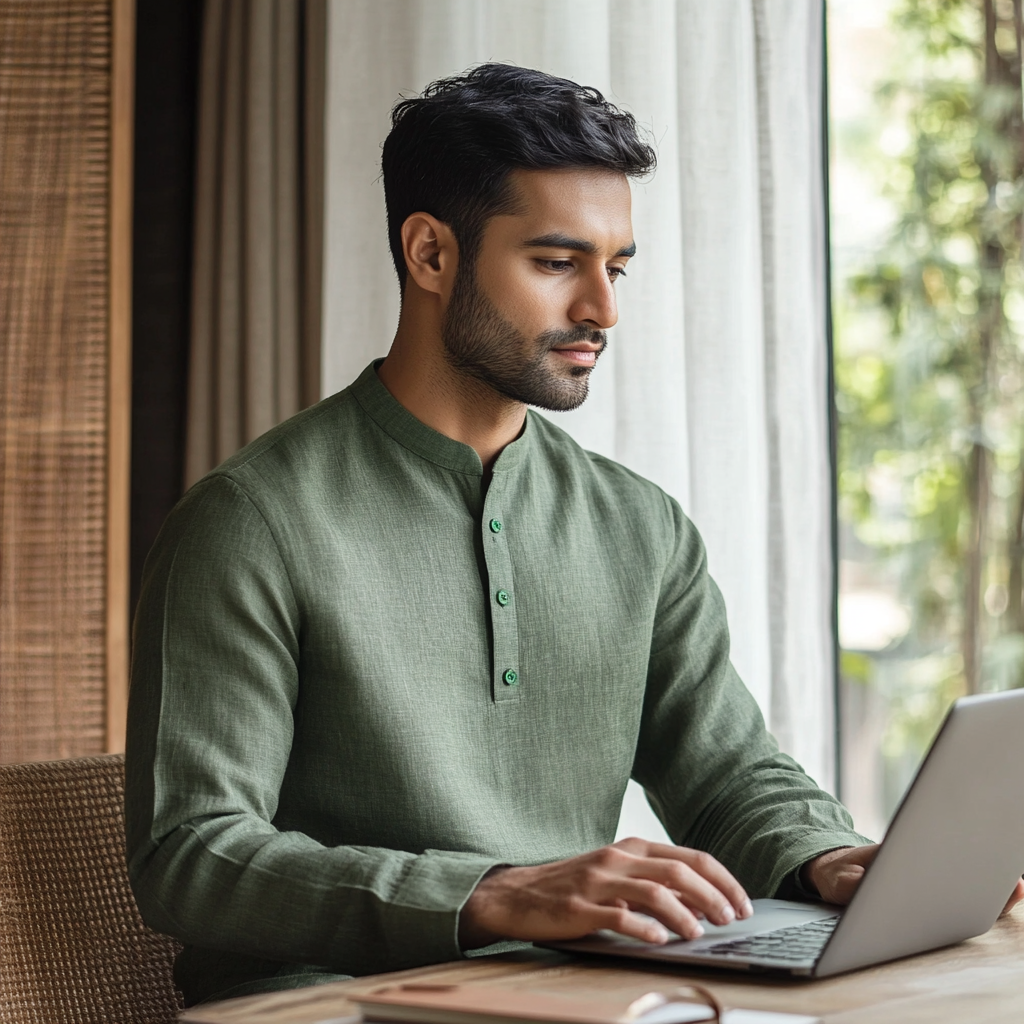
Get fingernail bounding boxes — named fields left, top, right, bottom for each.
left=741, top=899, right=754, bottom=918
left=650, top=926, right=670, bottom=943
left=719, top=904, right=735, bottom=924
left=689, top=924, right=705, bottom=940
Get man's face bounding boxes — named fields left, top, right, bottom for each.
left=440, top=168, right=634, bottom=412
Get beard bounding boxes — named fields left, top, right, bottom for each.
left=440, top=267, right=606, bottom=412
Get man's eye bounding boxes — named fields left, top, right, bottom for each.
left=607, top=266, right=627, bottom=280
left=539, top=259, right=574, bottom=271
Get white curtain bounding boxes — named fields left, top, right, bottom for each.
left=321, top=0, right=835, bottom=838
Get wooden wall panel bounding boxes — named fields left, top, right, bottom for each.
left=0, top=1, right=132, bottom=761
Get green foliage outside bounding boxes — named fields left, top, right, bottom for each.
left=834, top=0, right=1024, bottom=796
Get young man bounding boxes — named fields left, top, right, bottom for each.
left=126, top=64, right=887, bottom=1005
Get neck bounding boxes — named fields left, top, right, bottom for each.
left=377, top=295, right=527, bottom=470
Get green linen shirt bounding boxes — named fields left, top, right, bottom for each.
left=125, top=361, right=864, bottom=1005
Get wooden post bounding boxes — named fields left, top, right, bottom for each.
left=106, top=0, right=135, bottom=753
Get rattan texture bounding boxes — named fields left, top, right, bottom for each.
left=0, top=755, right=183, bottom=1023
left=0, top=1, right=111, bottom=762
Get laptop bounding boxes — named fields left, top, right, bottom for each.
left=544, top=689, right=1024, bottom=978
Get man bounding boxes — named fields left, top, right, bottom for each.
left=124, top=64, right=1021, bottom=1007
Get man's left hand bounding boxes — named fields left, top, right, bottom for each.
left=804, top=845, right=1024, bottom=916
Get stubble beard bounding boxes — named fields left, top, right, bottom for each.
left=440, top=266, right=606, bottom=412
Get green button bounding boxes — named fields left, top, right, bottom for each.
left=496, top=589, right=510, bottom=607
left=502, top=668, right=519, bottom=686
left=489, top=518, right=503, bottom=533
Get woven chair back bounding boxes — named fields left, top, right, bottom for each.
left=0, top=754, right=183, bottom=1024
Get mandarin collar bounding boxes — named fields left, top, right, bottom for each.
left=350, top=360, right=531, bottom=476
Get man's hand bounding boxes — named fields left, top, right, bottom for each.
left=804, top=845, right=1024, bottom=917
left=458, top=837, right=753, bottom=950
left=802, top=845, right=878, bottom=904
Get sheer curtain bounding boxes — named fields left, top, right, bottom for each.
left=321, top=0, right=835, bottom=837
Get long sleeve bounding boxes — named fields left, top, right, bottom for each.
left=126, top=366, right=865, bottom=1004
left=125, top=474, right=501, bottom=981
left=633, top=497, right=868, bottom=898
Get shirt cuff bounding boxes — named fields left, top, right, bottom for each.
left=381, top=849, right=505, bottom=968
left=775, top=862, right=823, bottom=902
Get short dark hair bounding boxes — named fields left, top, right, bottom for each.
left=381, top=63, right=656, bottom=288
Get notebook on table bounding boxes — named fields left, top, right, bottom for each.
left=353, top=981, right=819, bottom=1024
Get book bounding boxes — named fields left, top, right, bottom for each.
left=352, top=982, right=821, bottom=1024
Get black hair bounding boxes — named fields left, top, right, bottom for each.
left=381, top=63, right=656, bottom=288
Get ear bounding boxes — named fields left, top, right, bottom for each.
left=401, top=212, right=458, bottom=297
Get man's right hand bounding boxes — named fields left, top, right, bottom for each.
left=458, top=837, right=753, bottom=950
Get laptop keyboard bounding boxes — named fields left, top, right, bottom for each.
left=701, top=915, right=839, bottom=964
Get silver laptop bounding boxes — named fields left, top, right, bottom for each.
left=545, top=689, right=1024, bottom=978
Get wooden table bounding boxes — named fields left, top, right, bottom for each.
left=181, top=907, right=1024, bottom=1024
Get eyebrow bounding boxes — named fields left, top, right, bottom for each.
left=521, top=233, right=637, bottom=259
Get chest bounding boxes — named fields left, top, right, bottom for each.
left=284, top=469, right=661, bottom=715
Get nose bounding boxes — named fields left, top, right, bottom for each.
left=567, top=266, right=619, bottom=331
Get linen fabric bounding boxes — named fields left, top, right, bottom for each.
left=125, top=362, right=864, bottom=1004
left=321, top=0, right=837, bottom=797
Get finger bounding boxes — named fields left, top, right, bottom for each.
left=597, top=875, right=707, bottom=940
left=1000, top=878, right=1024, bottom=917
left=823, top=864, right=865, bottom=905
left=613, top=836, right=649, bottom=855
left=635, top=859, right=739, bottom=927
left=666, top=887, right=704, bottom=917
left=586, top=903, right=673, bottom=944
left=642, top=844, right=752, bottom=917
left=842, top=845, right=880, bottom=868
left=667, top=886, right=704, bottom=917
left=621, top=852, right=750, bottom=924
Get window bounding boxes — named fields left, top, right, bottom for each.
left=830, top=0, right=1024, bottom=837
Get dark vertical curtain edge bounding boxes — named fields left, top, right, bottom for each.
left=821, top=0, right=843, bottom=799
left=302, top=0, right=326, bottom=405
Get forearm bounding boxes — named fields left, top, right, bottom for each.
left=129, top=812, right=501, bottom=974
left=640, top=502, right=867, bottom=898
left=639, top=686, right=867, bottom=898
left=677, top=755, right=868, bottom=898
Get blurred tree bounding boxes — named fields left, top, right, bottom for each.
left=837, top=0, right=1024, bottom=724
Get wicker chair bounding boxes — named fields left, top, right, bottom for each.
left=0, top=754, right=183, bottom=1024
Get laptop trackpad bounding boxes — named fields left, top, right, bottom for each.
left=683, top=898, right=839, bottom=951
left=550, top=898, right=839, bottom=956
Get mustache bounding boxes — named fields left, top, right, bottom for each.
left=538, top=325, right=608, bottom=351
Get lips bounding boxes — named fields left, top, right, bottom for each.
left=542, top=328, right=607, bottom=367
left=551, top=347, right=600, bottom=365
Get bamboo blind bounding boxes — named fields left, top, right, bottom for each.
left=0, top=1, right=132, bottom=762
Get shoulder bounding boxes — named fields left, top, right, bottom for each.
left=152, top=388, right=367, bottom=562
left=211, top=389, right=360, bottom=488
left=526, top=411, right=690, bottom=548
left=185, top=380, right=384, bottom=524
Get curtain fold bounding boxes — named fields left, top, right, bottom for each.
left=185, top=0, right=324, bottom=488
left=320, top=0, right=835, bottom=832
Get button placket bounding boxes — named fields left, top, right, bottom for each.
left=482, top=483, right=520, bottom=703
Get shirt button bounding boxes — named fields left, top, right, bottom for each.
left=502, top=668, right=519, bottom=686
left=489, top=518, right=503, bottom=534
left=496, top=589, right=510, bottom=607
